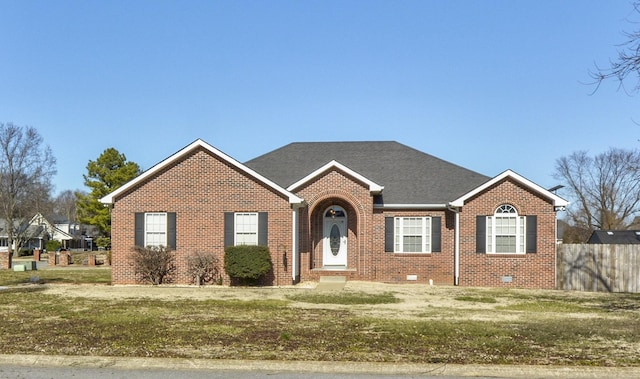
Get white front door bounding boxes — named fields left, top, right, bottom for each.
left=323, top=206, right=348, bottom=267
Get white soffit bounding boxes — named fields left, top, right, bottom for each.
left=287, top=160, right=384, bottom=194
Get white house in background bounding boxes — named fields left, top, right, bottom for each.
left=29, top=213, right=75, bottom=249
left=0, top=213, right=75, bottom=253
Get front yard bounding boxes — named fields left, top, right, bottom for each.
left=0, top=269, right=639, bottom=366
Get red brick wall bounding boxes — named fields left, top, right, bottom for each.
left=0, top=252, right=10, bottom=270
left=110, top=148, right=295, bottom=285
left=294, top=168, right=455, bottom=284
left=295, top=169, right=373, bottom=281
left=110, top=148, right=558, bottom=288
left=371, top=208, right=455, bottom=285
left=457, top=178, right=558, bottom=289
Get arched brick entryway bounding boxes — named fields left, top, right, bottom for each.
left=309, top=197, right=359, bottom=274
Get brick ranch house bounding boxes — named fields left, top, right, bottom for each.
left=100, top=139, right=568, bottom=288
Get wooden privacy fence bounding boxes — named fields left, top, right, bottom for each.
left=557, top=244, right=640, bottom=293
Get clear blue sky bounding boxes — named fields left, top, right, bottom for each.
left=2, top=0, right=639, bottom=196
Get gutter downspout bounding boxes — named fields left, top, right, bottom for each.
left=448, top=205, right=461, bottom=286
left=291, top=204, right=303, bottom=284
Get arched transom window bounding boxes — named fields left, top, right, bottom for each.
left=487, top=204, right=526, bottom=254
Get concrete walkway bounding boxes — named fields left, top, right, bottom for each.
left=0, top=354, right=638, bottom=378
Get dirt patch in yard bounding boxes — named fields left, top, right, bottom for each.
left=39, top=281, right=614, bottom=322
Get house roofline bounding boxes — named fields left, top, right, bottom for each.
left=373, top=204, right=448, bottom=210
left=287, top=160, right=384, bottom=194
left=100, top=139, right=304, bottom=205
left=449, top=169, right=569, bottom=208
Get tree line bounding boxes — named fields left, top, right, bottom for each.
left=0, top=122, right=140, bottom=258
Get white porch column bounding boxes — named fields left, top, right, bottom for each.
left=291, top=207, right=300, bottom=283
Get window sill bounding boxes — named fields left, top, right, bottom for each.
left=393, top=252, right=432, bottom=257
left=486, top=253, right=527, bottom=258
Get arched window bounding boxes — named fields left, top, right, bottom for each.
left=487, top=204, right=526, bottom=254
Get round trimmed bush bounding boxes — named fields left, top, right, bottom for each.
left=224, top=245, right=272, bottom=285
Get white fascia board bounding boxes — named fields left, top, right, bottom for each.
left=52, top=226, right=74, bottom=240
left=286, top=160, right=384, bottom=194
left=449, top=169, right=569, bottom=208
left=100, top=139, right=304, bottom=205
left=373, top=204, right=448, bottom=210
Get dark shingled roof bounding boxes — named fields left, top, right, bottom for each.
left=244, top=141, right=490, bottom=205
left=588, top=230, right=640, bottom=244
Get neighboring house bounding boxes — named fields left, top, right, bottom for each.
left=28, top=213, right=75, bottom=249
left=0, top=219, right=9, bottom=253
left=51, top=217, right=97, bottom=250
left=587, top=230, right=640, bottom=244
left=0, top=217, right=46, bottom=253
left=100, top=139, right=568, bottom=288
left=0, top=213, right=73, bottom=252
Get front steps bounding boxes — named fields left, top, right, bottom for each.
left=315, top=275, right=347, bottom=291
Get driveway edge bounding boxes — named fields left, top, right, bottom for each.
left=0, top=354, right=638, bottom=378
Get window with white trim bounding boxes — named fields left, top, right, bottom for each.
left=235, top=212, right=258, bottom=246
left=145, top=212, right=167, bottom=247
left=487, top=205, right=526, bottom=254
left=394, top=217, right=431, bottom=253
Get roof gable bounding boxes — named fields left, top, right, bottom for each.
left=287, top=160, right=384, bottom=193
left=100, top=139, right=303, bottom=205
left=449, top=170, right=569, bottom=208
left=245, top=141, right=490, bottom=205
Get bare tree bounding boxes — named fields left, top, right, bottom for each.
left=186, top=251, right=221, bottom=285
left=554, top=148, right=640, bottom=241
left=590, top=2, right=640, bottom=93
left=54, top=190, right=78, bottom=223
left=130, top=245, right=175, bottom=285
left=0, top=123, right=56, bottom=258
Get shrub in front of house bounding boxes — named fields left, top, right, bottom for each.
left=186, top=251, right=221, bottom=285
left=224, top=245, right=272, bottom=286
left=18, top=248, right=32, bottom=257
left=96, top=237, right=111, bottom=250
left=45, top=240, right=61, bottom=252
left=129, top=245, right=176, bottom=285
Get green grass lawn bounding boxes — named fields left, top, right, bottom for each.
left=0, top=270, right=639, bottom=366
left=0, top=267, right=111, bottom=286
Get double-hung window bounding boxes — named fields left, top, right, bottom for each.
left=394, top=217, right=432, bottom=253
left=144, top=212, right=168, bottom=247
left=224, top=212, right=268, bottom=247
left=234, top=213, right=259, bottom=246
left=486, top=205, right=526, bottom=254
left=135, top=212, right=176, bottom=249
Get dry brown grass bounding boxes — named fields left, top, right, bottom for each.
left=1, top=281, right=639, bottom=366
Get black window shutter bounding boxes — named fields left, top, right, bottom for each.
left=526, top=215, right=537, bottom=253
left=384, top=217, right=395, bottom=252
left=258, top=212, right=268, bottom=246
left=224, top=212, right=234, bottom=247
left=167, top=212, right=176, bottom=250
left=135, top=213, right=144, bottom=247
left=476, top=215, right=486, bottom=253
left=431, top=216, right=441, bottom=253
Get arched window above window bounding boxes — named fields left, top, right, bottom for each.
left=487, top=204, right=525, bottom=254
left=496, top=204, right=517, bottom=214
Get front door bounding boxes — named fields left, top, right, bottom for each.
left=323, top=206, right=348, bottom=267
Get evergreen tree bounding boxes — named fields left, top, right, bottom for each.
left=76, top=148, right=141, bottom=236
